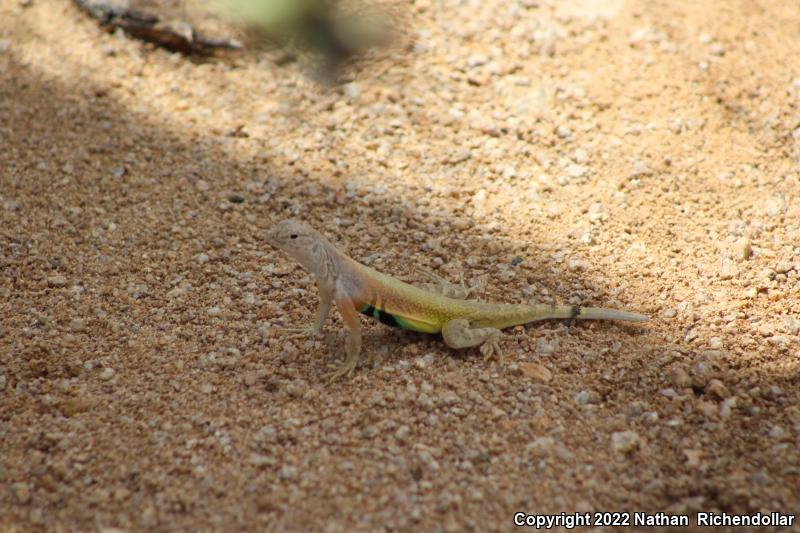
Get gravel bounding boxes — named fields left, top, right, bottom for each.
left=2, top=0, right=799, bottom=530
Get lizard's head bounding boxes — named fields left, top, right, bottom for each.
left=266, top=219, right=334, bottom=276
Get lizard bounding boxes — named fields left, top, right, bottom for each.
left=266, top=219, right=648, bottom=381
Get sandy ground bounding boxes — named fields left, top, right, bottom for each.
left=1, top=0, right=799, bottom=530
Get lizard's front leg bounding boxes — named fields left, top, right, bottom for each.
left=415, top=267, right=472, bottom=299
left=324, top=294, right=363, bottom=381
left=277, top=282, right=333, bottom=339
left=441, top=319, right=504, bottom=363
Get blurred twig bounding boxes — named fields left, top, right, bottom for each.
left=73, top=0, right=241, bottom=55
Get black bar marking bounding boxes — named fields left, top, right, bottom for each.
left=376, top=309, right=400, bottom=328
left=570, top=305, right=581, bottom=318
left=359, top=304, right=401, bottom=328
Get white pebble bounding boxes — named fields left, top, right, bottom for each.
left=535, top=339, right=555, bottom=355
left=556, top=125, right=573, bottom=139
left=567, top=257, right=590, bottom=271
left=734, top=237, right=752, bottom=261
left=566, top=163, right=587, bottom=179
left=719, top=259, right=738, bottom=280
left=343, top=82, right=360, bottom=98
left=611, top=431, right=641, bottom=453
left=48, top=274, right=68, bottom=288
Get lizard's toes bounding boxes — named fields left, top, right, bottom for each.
left=480, top=342, right=494, bottom=359
left=480, top=336, right=504, bottom=363
left=494, top=345, right=505, bottom=365
left=324, top=361, right=356, bottom=382
left=276, top=326, right=318, bottom=341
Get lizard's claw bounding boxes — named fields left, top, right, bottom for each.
left=274, top=325, right=319, bottom=341
left=415, top=266, right=472, bottom=300
left=324, top=358, right=358, bottom=382
left=479, top=333, right=504, bottom=365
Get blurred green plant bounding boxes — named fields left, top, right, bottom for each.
left=211, top=0, right=394, bottom=80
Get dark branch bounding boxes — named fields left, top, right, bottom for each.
left=72, top=0, right=241, bottom=56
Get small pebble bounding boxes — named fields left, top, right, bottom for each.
left=565, top=163, right=587, bottom=179
left=12, top=482, right=30, bottom=504
left=59, top=397, right=95, bottom=416
left=768, top=426, right=784, bottom=439
left=567, top=258, right=590, bottom=271
left=48, top=274, right=68, bottom=288
left=518, top=362, right=552, bottom=382
left=446, top=149, right=471, bottom=165
left=575, top=390, right=600, bottom=405
left=243, top=372, right=257, bottom=387
left=249, top=453, right=275, bottom=467
left=343, top=82, right=360, bottom=98
left=669, top=366, right=690, bottom=388
left=611, top=431, right=641, bottom=453
left=734, top=237, right=752, bottom=261
left=279, top=466, right=298, bottom=481
left=683, top=449, right=702, bottom=467
left=720, top=396, right=737, bottom=417
left=556, top=125, right=573, bottom=139
left=690, top=361, right=713, bottom=388
left=587, top=203, right=605, bottom=223
left=708, top=43, right=725, bottom=56
left=99, top=368, right=115, bottom=381
left=535, top=339, right=555, bottom=355
left=719, top=259, right=738, bottom=280
left=697, top=400, right=718, bottom=418
left=706, top=379, right=730, bottom=400
left=527, top=436, right=555, bottom=456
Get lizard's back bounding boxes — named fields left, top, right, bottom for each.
left=342, top=259, right=532, bottom=333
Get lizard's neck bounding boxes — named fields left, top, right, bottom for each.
left=302, top=238, right=346, bottom=285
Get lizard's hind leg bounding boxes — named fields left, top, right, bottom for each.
left=441, top=319, right=504, bottom=363
left=415, top=267, right=472, bottom=299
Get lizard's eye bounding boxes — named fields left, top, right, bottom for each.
left=290, top=234, right=298, bottom=239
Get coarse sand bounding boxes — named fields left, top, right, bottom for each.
left=1, top=0, right=799, bottom=530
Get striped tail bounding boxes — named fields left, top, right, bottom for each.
left=577, top=306, right=649, bottom=322
left=516, top=304, right=648, bottom=325
left=474, top=303, right=648, bottom=329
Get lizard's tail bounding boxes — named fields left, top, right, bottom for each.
left=512, top=304, right=648, bottom=326
left=577, top=306, right=649, bottom=322
left=480, top=303, right=648, bottom=329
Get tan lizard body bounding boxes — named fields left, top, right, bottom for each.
left=267, top=219, right=648, bottom=380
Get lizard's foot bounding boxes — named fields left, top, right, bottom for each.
left=324, top=357, right=358, bottom=382
left=415, top=267, right=472, bottom=300
left=274, top=325, right=320, bottom=341
left=442, top=319, right=504, bottom=364
left=479, top=332, right=504, bottom=365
